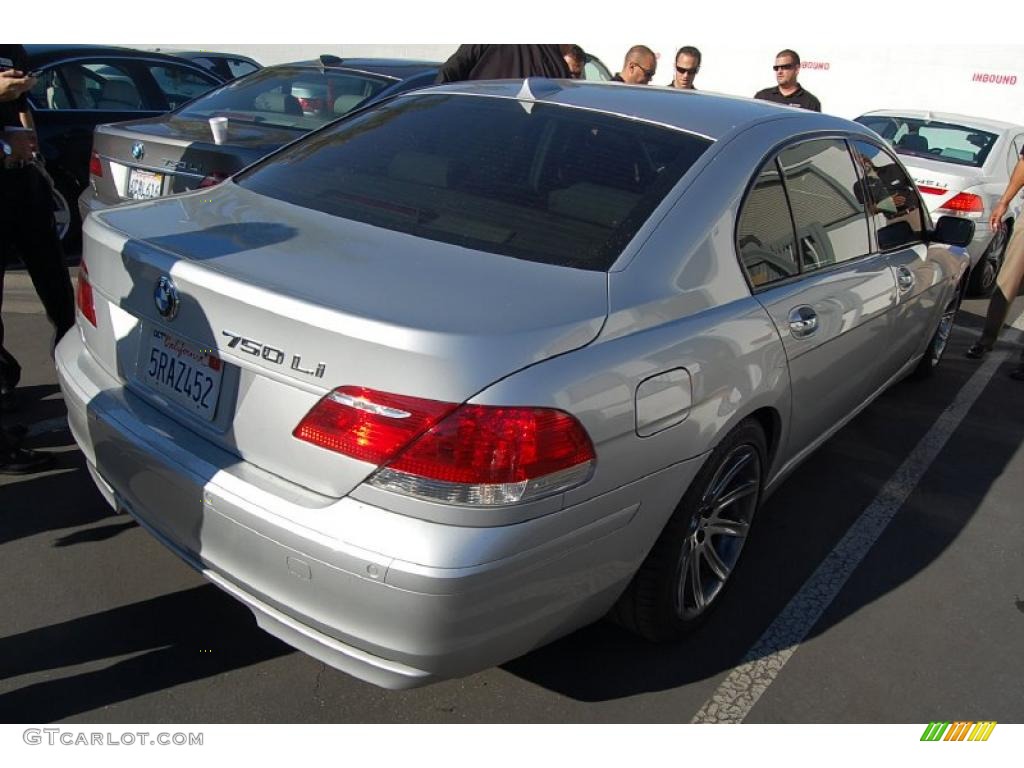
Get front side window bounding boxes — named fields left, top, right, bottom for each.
left=777, top=139, right=870, bottom=271
left=236, top=94, right=711, bottom=271
left=851, top=140, right=926, bottom=249
left=147, top=64, right=219, bottom=110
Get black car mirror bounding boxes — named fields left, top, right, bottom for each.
left=877, top=220, right=915, bottom=251
left=931, top=216, right=975, bottom=248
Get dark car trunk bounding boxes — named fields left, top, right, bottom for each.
left=89, top=114, right=303, bottom=204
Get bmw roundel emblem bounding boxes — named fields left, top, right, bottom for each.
left=131, top=142, right=145, bottom=161
left=154, top=276, right=179, bottom=320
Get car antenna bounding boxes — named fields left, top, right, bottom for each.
left=319, top=54, right=342, bottom=72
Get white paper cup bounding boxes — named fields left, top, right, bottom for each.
left=209, top=116, right=228, bottom=145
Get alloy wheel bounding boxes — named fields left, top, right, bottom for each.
left=51, top=187, right=71, bottom=242
left=676, top=444, right=762, bottom=620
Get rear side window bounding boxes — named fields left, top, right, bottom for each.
left=237, top=94, right=711, bottom=271
left=737, top=163, right=799, bottom=286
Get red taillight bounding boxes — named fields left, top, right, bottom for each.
left=89, top=151, right=103, bottom=178
left=198, top=171, right=229, bottom=189
left=297, top=97, right=323, bottom=113
left=294, top=387, right=456, bottom=466
left=75, top=260, right=97, bottom=327
left=939, top=192, right=984, bottom=213
left=917, top=185, right=946, bottom=195
left=294, top=387, right=596, bottom=506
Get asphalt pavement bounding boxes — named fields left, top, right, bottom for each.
left=1, top=267, right=1022, bottom=723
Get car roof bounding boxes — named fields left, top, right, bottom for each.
left=400, top=79, right=861, bottom=142
left=24, top=44, right=220, bottom=70
left=860, top=109, right=1023, bottom=133
left=282, top=58, right=440, bottom=79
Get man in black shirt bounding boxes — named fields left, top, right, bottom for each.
left=754, top=49, right=821, bottom=112
left=436, top=45, right=570, bottom=83
left=1, top=44, right=61, bottom=473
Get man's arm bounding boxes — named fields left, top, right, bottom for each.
left=435, top=45, right=485, bottom=84
left=989, top=156, right=1024, bottom=230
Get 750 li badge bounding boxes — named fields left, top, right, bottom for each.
left=221, top=330, right=326, bottom=378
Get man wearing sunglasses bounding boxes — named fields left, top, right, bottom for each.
left=668, top=46, right=701, bottom=90
left=612, top=46, right=657, bottom=85
left=754, top=49, right=821, bottom=112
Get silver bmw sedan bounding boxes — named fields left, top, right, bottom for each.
left=56, top=79, right=972, bottom=688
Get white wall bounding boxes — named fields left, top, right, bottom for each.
left=176, top=42, right=1024, bottom=125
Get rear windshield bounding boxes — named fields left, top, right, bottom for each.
left=236, top=94, right=712, bottom=270
left=177, top=65, right=393, bottom=131
left=857, top=115, right=998, bottom=168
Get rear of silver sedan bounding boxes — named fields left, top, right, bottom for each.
left=57, top=87, right=725, bottom=687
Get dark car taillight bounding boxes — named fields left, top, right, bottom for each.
left=89, top=151, right=103, bottom=178
left=294, top=386, right=596, bottom=506
left=76, top=259, right=97, bottom=327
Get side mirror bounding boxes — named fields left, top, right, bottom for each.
left=877, top=220, right=915, bottom=251
left=932, top=216, right=975, bottom=247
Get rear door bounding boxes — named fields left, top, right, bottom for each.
left=738, top=137, right=897, bottom=456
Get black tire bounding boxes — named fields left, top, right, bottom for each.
left=913, top=293, right=960, bottom=379
left=966, top=221, right=1011, bottom=298
left=612, top=419, right=767, bottom=642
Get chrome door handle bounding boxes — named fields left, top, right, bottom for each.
left=896, top=266, right=915, bottom=293
left=788, top=306, right=818, bottom=338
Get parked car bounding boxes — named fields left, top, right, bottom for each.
left=856, top=110, right=1024, bottom=295
left=79, top=57, right=438, bottom=220
left=152, top=49, right=262, bottom=82
left=57, top=81, right=972, bottom=689
left=22, top=44, right=224, bottom=251
left=583, top=52, right=612, bottom=81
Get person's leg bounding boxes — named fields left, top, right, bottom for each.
left=972, top=225, right=1024, bottom=353
left=0, top=178, right=24, bottom=407
left=16, top=167, right=75, bottom=342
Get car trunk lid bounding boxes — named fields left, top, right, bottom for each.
left=81, top=183, right=608, bottom=499
left=89, top=115, right=302, bottom=204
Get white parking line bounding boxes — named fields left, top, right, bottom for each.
left=691, top=347, right=1010, bottom=724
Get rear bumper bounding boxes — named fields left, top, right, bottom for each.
left=78, top=186, right=116, bottom=222
left=56, top=328, right=701, bottom=688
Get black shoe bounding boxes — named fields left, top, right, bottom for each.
left=0, top=445, right=55, bottom=475
left=965, top=343, right=990, bottom=360
left=3, top=423, right=28, bottom=446
left=1010, top=365, right=1024, bottom=382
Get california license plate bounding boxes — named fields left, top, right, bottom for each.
left=127, top=168, right=164, bottom=200
left=142, top=329, right=223, bottom=420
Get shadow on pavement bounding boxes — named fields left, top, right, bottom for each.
left=0, top=585, right=293, bottom=722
